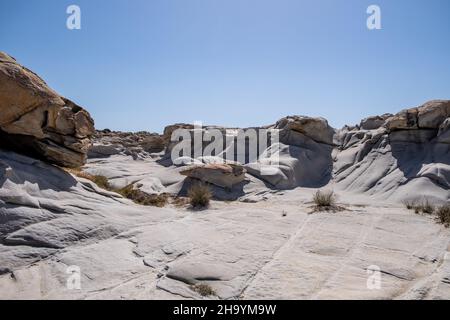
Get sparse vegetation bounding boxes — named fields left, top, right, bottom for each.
left=188, top=183, right=212, bottom=209
left=171, top=196, right=190, bottom=208
left=420, top=199, right=435, bottom=214
left=313, top=189, right=336, bottom=208
left=117, top=184, right=168, bottom=207
left=403, top=200, right=417, bottom=210
left=66, top=168, right=170, bottom=207
left=91, top=175, right=110, bottom=190
left=437, top=204, right=450, bottom=227
left=406, top=198, right=435, bottom=215
left=65, top=168, right=111, bottom=190
left=404, top=198, right=450, bottom=228
left=191, top=283, right=216, bottom=297
left=311, top=190, right=345, bottom=213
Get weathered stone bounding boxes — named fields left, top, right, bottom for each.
left=360, top=113, right=392, bottom=130
left=275, top=116, right=334, bottom=145
left=385, top=108, right=419, bottom=131
left=0, top=52, right=94, bottom=167
left=180, top=163, right=246, bottom=189
left=385, top=100, right=450, bottom=131
left=418, top=100, right=450, bottom=129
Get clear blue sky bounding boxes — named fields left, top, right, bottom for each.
left=2, top=0, right=449, bottom=132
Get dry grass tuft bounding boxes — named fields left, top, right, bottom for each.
left=313, top=189, right=336, bottom=207
left=406, top=198, right=435, bottom=215
left=188, top=183, right=212, bottom=209
left=117, top=185, right=168, bottom=207
left=437, top=204, right=450, bottom=228
left=65, top=168, right=110, bottom=190
left=191, top=283, right=216, bottom=297
left=311, top=190, right=345, bottom=213
left=171, top=196, right=190, bottom=208
left=403, top=200, right=417, bottom=210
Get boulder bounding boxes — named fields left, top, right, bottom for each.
left=163, top=123, right=195, bottom=142
left=180, top=163, right=246, bottom=189
left=360, top=113, right=392, bottom=130
left=141, top=135, right=166, bottom=153
left=275, top=116, right=334, bottom=145
left=437, top=118, right=450, bottom=144
left=418, top=100, right=450, bottom=129
left=385, top=108, right=419, bottom=131
left=0, top=52, right=94, bottom=167
left=385, top=100, right=450, bottom=131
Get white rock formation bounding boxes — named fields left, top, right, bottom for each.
left=1, top=53, right=449, bottom=300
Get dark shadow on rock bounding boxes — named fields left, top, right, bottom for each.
left=0, top=148, right=78, bottom=192
left=390, top=130, right=450, bottom=187
left=287, top=143, right=334, bottom=189
left=157, top=153, right=174, bottom=167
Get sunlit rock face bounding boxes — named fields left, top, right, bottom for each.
left=0, top=52, right=94, bottom=168
left=334, top=100, right=450, bottom=203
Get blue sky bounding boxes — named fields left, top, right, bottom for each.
left=2, top=0, right=449, bottom=132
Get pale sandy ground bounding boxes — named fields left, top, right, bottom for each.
left=1, top=188, right=449, bottom=300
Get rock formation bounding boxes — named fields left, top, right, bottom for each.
left=335, top=100, right=450, bottom=203
left=0, top=52, right=94, bottom=167
left=85, top=101, right=450, bottom=201
left=89, top=130, right=165, bottom=159
left=1, top=52, right=449, bottom=299
left=180, top=163, right=246, bottom=189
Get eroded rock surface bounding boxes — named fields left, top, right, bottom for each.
left=335, top=100, right=450, bottom=204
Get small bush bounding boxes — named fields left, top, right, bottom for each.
left=437, top=205, right=450, bottom=227
left=117, top=185, right=168, bottom=207
left=313, top=190, right=336, bottom=208
left=188, top=183, right=212, bottom=209
left=191, top=283, right=216, bottom=297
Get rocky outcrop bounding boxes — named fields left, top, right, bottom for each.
left=2, top=96, right=450, bottom=300
left=180, top=163, right=246, bottom=189
left=360, top=113, right=392, bottom=130
left=335, top=100, right=450, bottom=203
left=0, top=52, right=94, bottom=167
left=385, top=100, right=450, bottom=131
left=275, top=116, right=335, bottom=145
left=0, top=149, right=175, bottom=274
left=89, top=130, right=165, bottom=159
left=85, top=99, right=449, bottom=198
